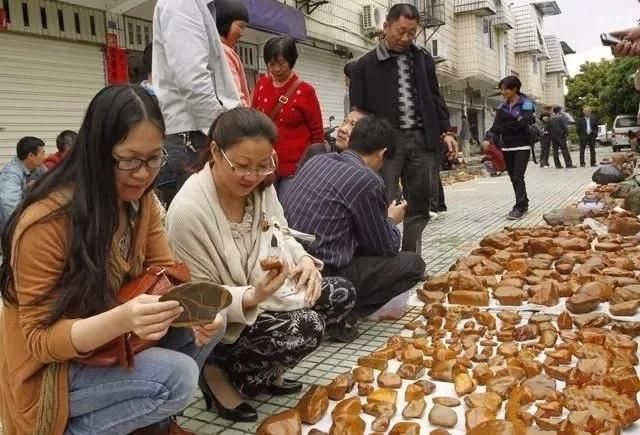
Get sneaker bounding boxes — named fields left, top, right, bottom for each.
left=566, top=165, right=577, bottom=169
left=506, top=209, right=526, bottom=220
left=429, top=211, right=439, bottom=220
left=580, top=163, right=586, bottom=167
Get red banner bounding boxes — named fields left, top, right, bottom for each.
left=105, top=46, right=129, bottom=85
left=0, top=9, right=8, bottom=32
left=105, top=33, right=118, bottom=48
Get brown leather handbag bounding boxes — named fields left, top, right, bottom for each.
left=76, top=263, right=191, bottom=369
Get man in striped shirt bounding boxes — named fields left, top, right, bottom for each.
left=282, top=115, right=426, bottom=340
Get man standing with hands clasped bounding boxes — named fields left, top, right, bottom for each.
left=349, top=3, right=457, bottom=255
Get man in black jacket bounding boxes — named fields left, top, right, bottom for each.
left=539, top=107, right=552, bottom=168
left=577, top=106, right=598, bottom=167
left=349, top=3, right=456, bottom=254
left=548, top=106, right=575, bottom=169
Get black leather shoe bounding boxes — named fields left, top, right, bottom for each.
left=266, top=378, right=303, bottom=396
left=198, top=375, right=257, bottom=422
left=580, top=163, right=586, bottom=167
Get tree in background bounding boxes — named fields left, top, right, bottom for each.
left=566, top=57, right=640, bottom=127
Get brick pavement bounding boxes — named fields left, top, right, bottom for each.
left=177, top=150, right=611, bottom=433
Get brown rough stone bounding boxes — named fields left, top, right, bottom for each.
left=331, top=397, right=361, bottom=417
left=329, top=414, right=365, bottom=435
left=565, top=293, right=600, bottom=314
left=402, top=399, right=426, bottom=419
left=389, top=422, right=420, bottom=435
left=256, top=409, right=302, bottom=435
left=297, top=385, right=329, bottom=424
left=428, top=404, right=458, bottom=427
left=325, top=374, right=354, bottom=401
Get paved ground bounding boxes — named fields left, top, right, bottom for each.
left=179, top=149, right=608, bottom=434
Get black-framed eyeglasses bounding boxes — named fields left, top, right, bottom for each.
left=112, top=149, right=168, bottom=171
left=219, top=148, right=276, bottom=177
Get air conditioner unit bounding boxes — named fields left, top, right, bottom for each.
left=362, top=5, right=385, bottom=36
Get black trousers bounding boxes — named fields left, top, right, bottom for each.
left=381, top=129, right=439, bottom=253
left=435, top=178, right=446, bottom=212
left=579, top=135, right=597, bottom=166
left=551, top=136, right=573, bottom=168
left=503, top=149, right=530, bottom=211
left=328, top=252, right=425, bottom=318
left=539, top=135, right=551, bottom=167
left=211, top=277, right=355, bottom=396
left=155, top=131, right=208, bottom=207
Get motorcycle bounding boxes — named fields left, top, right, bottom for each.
left=323, top=115, right=337, bottom=145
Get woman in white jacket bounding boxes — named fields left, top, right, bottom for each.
left=165, top=107, right=355, bottom=423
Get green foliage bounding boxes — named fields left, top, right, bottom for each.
left=565, top=57, right=640, bottom=128
left=567, top=124, right=579, bottom=145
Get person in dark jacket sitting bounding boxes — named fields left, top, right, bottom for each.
left=488, top=76, right=535, bottom=220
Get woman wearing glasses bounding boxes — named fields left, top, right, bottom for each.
left=0, top=85, right=225, bottom=434
left=165, top=107, right=355, bottom=422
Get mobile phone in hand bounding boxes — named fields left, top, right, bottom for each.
left=601, top=33, right=622, bottom=47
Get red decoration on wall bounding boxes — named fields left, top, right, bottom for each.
left=105, top=33, right=118, bottom=48
left=105, top=46, right=129, bottom=85
left=0, top=9, right=8, bottom=32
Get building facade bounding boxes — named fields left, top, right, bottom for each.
left=0, top=0, right=575, bottom=163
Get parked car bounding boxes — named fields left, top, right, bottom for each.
left=596, top=124, right=611, bottom=146
left=611, top=114, right=640, bottom=152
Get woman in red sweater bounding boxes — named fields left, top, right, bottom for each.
left=252, top=35, right=323, bottom=196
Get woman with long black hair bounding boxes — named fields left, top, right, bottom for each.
left=0, top=84, right=225, bottom=434
left=488, top=76, right=536, bottom=220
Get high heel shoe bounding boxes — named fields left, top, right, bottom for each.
left=198, top=374, right=257, bottom=422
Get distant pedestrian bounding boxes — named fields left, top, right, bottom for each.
left=488, top=76, right=534, bottom=220
left=577, top=106, right=598, bottom=167
left=459, top=114, right=470, bottom=156
left=548, top=106, right=575, bottom=169
left=44, top=130, right=76, bottom=169
left=538, top=106, right=552, bottom=168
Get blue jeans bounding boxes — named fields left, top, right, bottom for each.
left=65, top=323, right=225, bottom=434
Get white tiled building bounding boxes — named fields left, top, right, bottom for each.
left=0, top=0, right=575, bottom=162
left=543, top=35, right=574, bottom=109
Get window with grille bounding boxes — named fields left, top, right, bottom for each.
left=21, top=2, right=29, bottom=27
left=57, top=9, right=64, bottom=31
left=40, top=6, right=47, bottom=29
left=128, top=22, right=134, bottom=44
